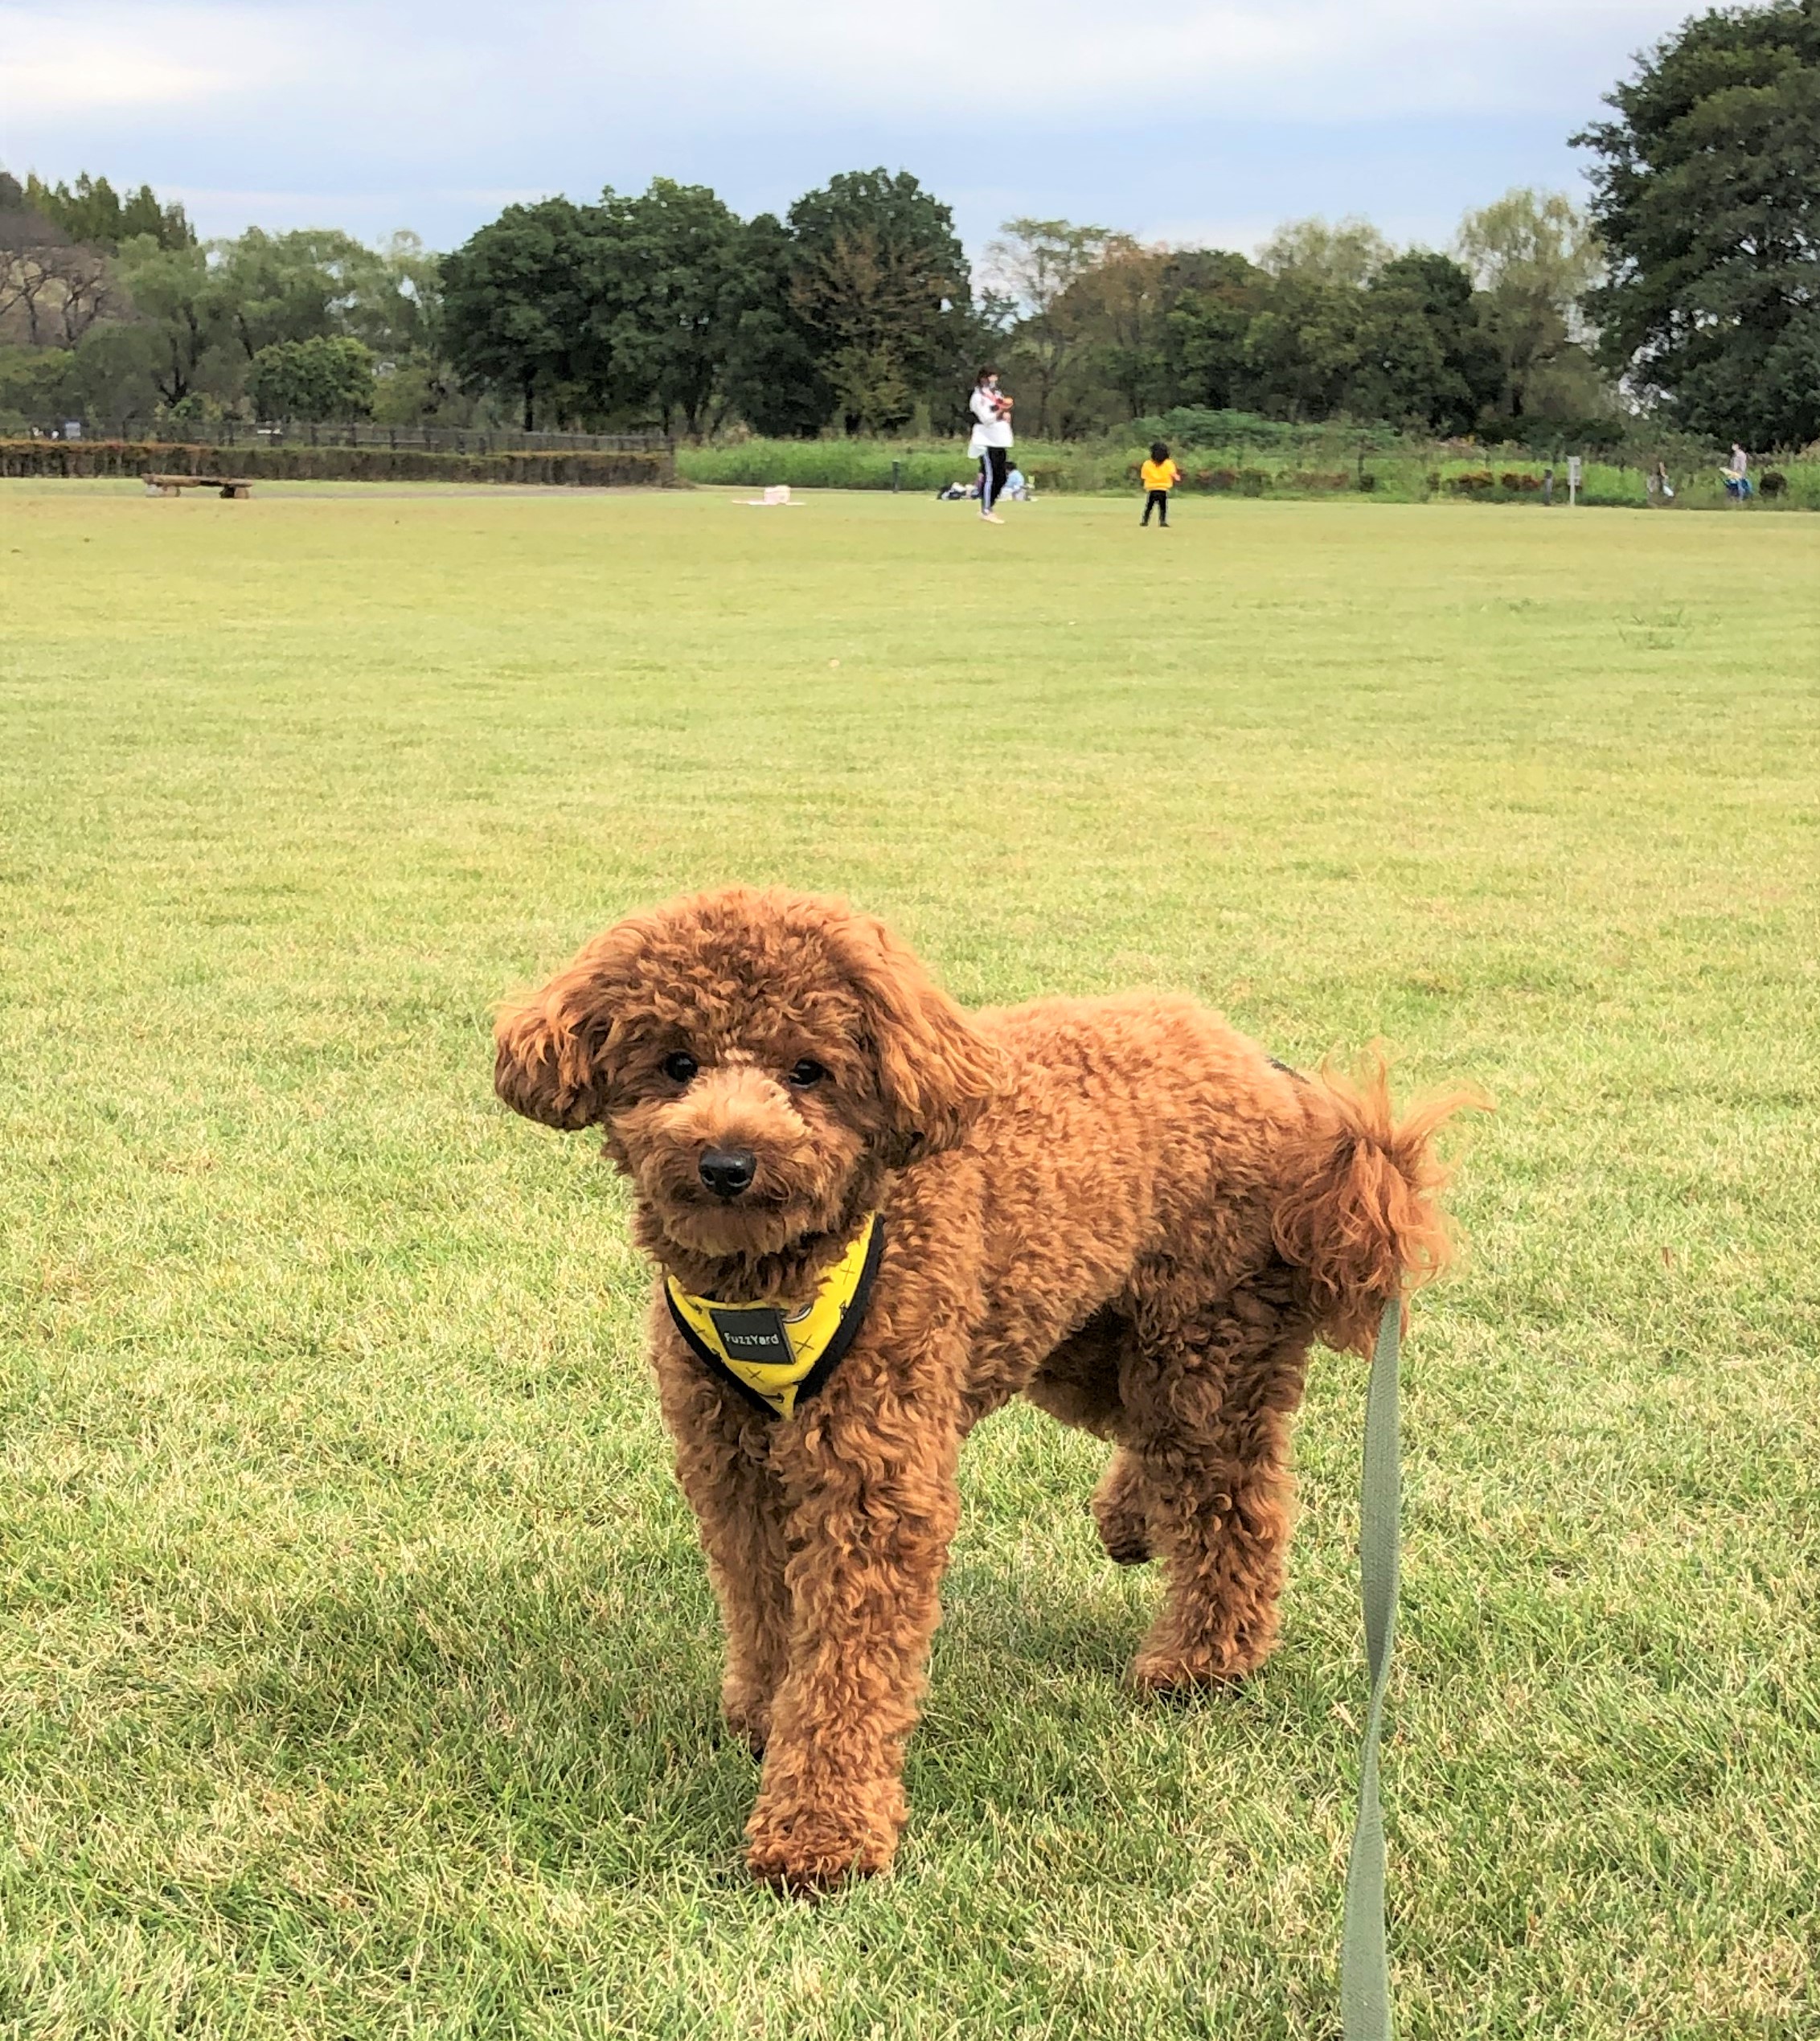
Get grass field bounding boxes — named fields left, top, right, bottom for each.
left=3, top=482, right=1818, bottom=2040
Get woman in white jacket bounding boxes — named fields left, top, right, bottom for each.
left=968, top=367, right=1015, bottom=524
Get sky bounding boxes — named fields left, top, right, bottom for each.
left=1, top=0, right=1699, bottom=258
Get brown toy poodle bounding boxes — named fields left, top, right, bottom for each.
left=495, top=886, right=1466, bottom=1892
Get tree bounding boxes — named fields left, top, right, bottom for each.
left=722, top=214, right=830, bottom=438
left=1056, top=238, right=1175, bottom=421
left=1576, top=0, right=1820, bottom=445
left=786, top=170, right=971, bottom=432
left=1021, top=239, right=1246, bottom=429
left=0, top=205, right=77, bottom=346
left=1455, top=189, right=1606, bottom=421
left=341, top=232, right=444, bottom=363
left=50, top=241, right=117, bottom=345
left=0, top=160, right=473, bottom=428
left=789, top=226, right=930, bottom=432
left=251, top=335, right=376, bottom=420
left=585, top=180, right=748, bottom=434
left=58, top=318, right=170, bottom=423
left=1258, top=216, right=1395, bottom=289
left=0, top=339, right=73, bottom=425
left=442, top=198, right=596, bottom=428
left=984, top=219, right=1118, bottom=435
left=1, top=209, right=125, bottom=354
left=25, top=170, right=192, bottom=252
left=1240, top=272, right=1365, bottom=420
left=209, top=227, right=404, bottom=363
left=212, top=227, right=457, bottom=417
left=1162, top=251, right=1267, bottom=412
left=442, top=170, right=972, bottom=437
left=1352, top=251, right=1501, bottom=430
left=112, top=236, right=232, bottom=408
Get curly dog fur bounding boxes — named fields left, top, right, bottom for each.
left=495, top=886, right=1468, bottom=1891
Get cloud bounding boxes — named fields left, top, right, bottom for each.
left=0, top=0, right=1693, bottom=251
left=566, top=0, right=1685, bottom=123
left=0, top=2, right=303, bottom=109
left=0, top=0, right=1691, bottom=132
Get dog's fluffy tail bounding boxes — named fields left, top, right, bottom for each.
left=1271, top=1060, right=1483, bottom=1355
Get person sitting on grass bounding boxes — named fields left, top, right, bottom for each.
left=1004, top=463, right=1030, bottom=502
left=1140, top=441, right=1181, bottom=527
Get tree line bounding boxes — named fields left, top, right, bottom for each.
left=0, top=167, right=1610, bottom=441
left=1, top=170, right=449, bottom=430
left=440, top=170, right=972, bottom=437
left=4, top=1, right=1818, bottom=448
left=439, top=179, right=1616, bottom=440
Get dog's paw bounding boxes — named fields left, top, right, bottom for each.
left=1130, top=1636, right=1274, bottom=1696
left=1088, top=1476, right=1153, bottom=1566
left=720, top=1681, right=773, bottom=1756
left=1092, top=1510, right=1154, bottom=1567
left=744, top=1784, right=902, bottom=1895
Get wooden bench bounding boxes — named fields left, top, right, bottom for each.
left=143, top=473, right=254, bottom=500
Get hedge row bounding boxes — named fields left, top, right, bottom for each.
left=0, top=439, right=674, bottom=487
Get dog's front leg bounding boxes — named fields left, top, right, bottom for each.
left=744, top=1386, right=962, bottom=1892
left=654, top=1330, right=793, bottom=1752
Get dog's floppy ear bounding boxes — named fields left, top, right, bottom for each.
left=826, top=907, right=1002, bottom=1162
left=494, top=931, right=635, bottom=1130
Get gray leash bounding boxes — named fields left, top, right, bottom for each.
left=1341, top=1297, right=1402, bottom=2041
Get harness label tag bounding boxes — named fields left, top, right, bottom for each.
left=665, top=1211, right=883, bottom=1421
left=707, top=1305, right=796, bottom=1369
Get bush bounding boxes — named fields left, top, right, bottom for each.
left=0, top=439, right=674, bottom=486
left=251, top=337, right=376, bottom=423
left=1238, top=468, right=1269, bottom=497
left=1477, top=412, right=1632, bottom=454
left=1449, top=470, right=1497, bottom=494
left=1500, top=471, right=1544, bottom=492
left=1132, top=407, right=1409, bottom=456
left=1357, top=472, right=1377, bottom=491
left=1760, top=469, right=1788, bottom=497
left=1131, top=408, right=1297, bottom=452
left=679, top=441, right=969, bottom=493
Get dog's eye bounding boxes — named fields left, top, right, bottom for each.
left=786, top=1058, right=828, bottom=1090
left=662, top=1051, right=699, bottom=1085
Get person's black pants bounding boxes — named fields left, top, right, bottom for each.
left=979, top=445, right=1009, bottom=514
left=1142, top=488, right=1170, bottom=526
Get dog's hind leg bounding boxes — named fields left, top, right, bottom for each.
left=1023, top=1312, right=1157, bottom=1565
left=1090, top=1446, right=1155, bottom=1565
left=1117, top=1291, right=1313, bottom=1693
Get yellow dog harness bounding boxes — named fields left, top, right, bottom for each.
left=664, top=1214, right=884, bottom=1420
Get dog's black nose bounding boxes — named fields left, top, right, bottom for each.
left=699, top=1147, right=757, bottom=1199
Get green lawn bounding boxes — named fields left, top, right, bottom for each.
left=2, top=482, right=1817, bottom=2040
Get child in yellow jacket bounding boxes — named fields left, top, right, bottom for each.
left=1140, top=441, right=1180, bottom=526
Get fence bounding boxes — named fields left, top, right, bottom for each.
left=23, top=417, right=672, bottom=457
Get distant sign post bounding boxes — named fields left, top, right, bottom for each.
left=1567, top=455, right=1582, bottom=506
